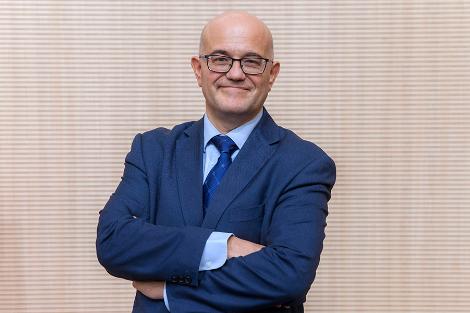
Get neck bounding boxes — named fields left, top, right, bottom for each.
left=206, top=109, right=262, bottom=134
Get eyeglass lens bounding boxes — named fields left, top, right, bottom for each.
left=207, top=56, right=266, bottom=74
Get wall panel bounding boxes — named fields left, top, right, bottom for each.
left=1, top=1, right=469, bottom=312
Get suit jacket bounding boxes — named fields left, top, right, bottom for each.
left=96, top=108, right=336, bottom=313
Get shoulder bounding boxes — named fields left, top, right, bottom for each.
left=127, top=120, right=198, bottom=159
left=135, top=120, right=198, bottom=147
left=260, top=109, right=334, bottom=168
left=279, top=127, right=333, bottom=160
left=140, top=120, right=195, bottom=143
left=276, top=127, right=336, bottom=175
left=122, top=120, right=199, bottom=173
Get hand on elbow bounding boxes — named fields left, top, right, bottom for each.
left=227, top=235, right=265, bottom=259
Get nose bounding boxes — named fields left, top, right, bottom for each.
left=225, top=59, right=246, bottom=81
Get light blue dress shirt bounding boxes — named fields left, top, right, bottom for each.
left=163, top=109, right=263, bottom=310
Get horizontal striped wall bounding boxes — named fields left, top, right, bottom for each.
left=1, top=1, right=469, bottom=312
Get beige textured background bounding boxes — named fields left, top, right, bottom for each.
left=1, top=1, right=469, bottom=312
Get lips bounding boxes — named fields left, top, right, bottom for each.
left=219, top=85, right=250, bottom=91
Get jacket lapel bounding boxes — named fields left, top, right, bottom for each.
left=202, top=110, right=283, bottom=229
left=175, top=118, right=204, bottom=226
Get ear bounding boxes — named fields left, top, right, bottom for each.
left=191, top=56, right=203, bottom=87
left=267, top=61, right=280, bottom=91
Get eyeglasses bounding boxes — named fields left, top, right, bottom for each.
left=200, top=54, right=271, bottom=75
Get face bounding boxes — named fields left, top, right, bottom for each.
left=191, top=15, right=280, bottom=131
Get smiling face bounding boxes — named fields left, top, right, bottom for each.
left=191, top=12, right=280, bottom=133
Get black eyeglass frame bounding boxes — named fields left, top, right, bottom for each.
left=199, top=54, right=272, bottom=75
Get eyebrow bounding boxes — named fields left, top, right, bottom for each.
left=208, top=49, right=264, bottom=58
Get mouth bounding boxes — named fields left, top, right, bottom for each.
left=219, top=86, right=250, bottom=91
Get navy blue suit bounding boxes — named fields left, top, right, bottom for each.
left=96, top=109, right=336, bottom=313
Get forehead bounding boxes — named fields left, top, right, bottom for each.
left=202, top=21, right=271, bottom=57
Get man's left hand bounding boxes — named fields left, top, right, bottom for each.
left=132, top=281, right=164, bottom=299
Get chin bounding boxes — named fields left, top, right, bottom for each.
left=218, top=102, right=254, bottom=115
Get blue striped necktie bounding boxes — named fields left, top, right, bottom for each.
left=203, top=135, right=238, bottom=215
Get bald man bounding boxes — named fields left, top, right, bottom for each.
left=97, top=11, right=335, bottom=313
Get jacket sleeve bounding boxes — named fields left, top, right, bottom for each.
left=96, top=133, right=212, bottom=287
left=165, top=154, right=336, bottom=312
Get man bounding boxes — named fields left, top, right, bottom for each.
left=96, top=11, right=335, bottom=313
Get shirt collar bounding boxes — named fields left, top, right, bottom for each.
left=203, top=109, right=264, bottom=152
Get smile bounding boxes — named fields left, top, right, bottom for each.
left=219, top=86, right=250, bottom=91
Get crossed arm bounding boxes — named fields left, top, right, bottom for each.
left=97, top=133, right=335, bottom=312
left=132, top=236, right=264, bottom=299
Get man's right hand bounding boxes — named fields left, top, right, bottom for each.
left=227, top=235, right=265, bottom=259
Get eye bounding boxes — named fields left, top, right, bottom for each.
left=210, top=56, right=231, bottom=64
left=242, top=58, right=263, bottom=66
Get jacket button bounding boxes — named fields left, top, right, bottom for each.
left=170, top=275, right=178, bottom=283
left=178, top=276, right=186, bottom=284
left=184, top=275, right=192, bottom=284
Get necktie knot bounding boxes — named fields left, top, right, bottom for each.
left=211, top=135, right=238, bottom=155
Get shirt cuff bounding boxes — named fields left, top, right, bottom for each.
left=163, top=281, right=170, bottom=311
left=199, top=231, right=233, bottom=271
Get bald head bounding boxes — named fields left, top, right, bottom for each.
left=199, top=11, right=274, bottom=59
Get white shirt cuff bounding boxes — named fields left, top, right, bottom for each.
left=164, top=232, right=232, bottom=311
left=163, top=281, right=170, bottom=311
left=199, top=232, right=233, bottom=271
